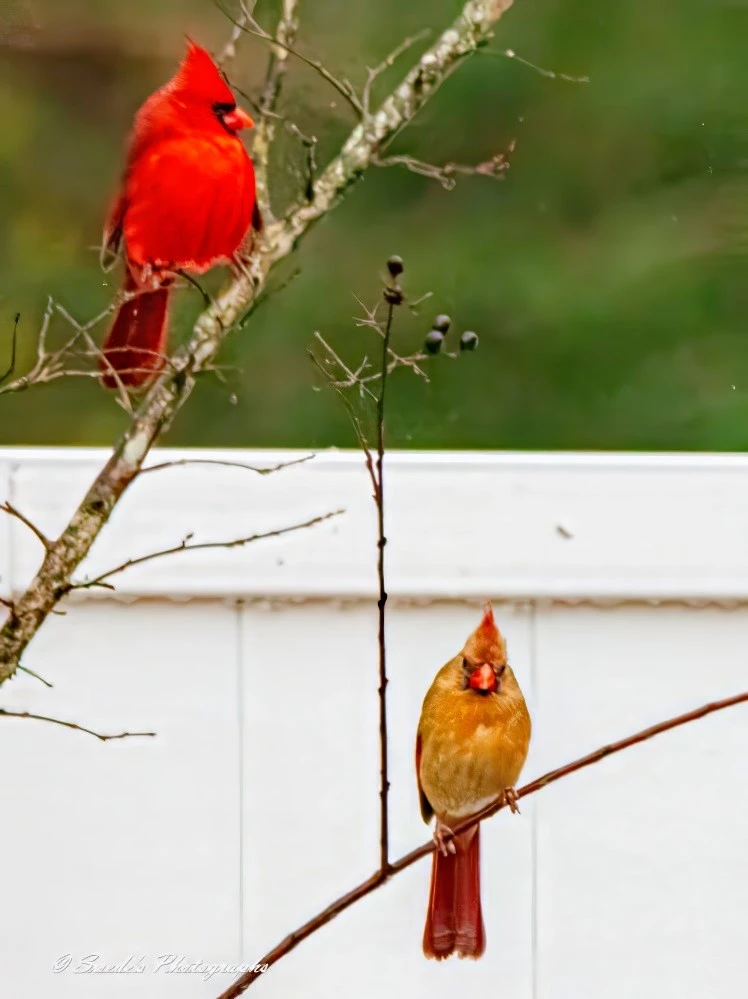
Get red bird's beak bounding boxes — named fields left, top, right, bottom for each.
left=468, top=663, right=498, bottom=693
left=222, top=107, right=254, bottom=131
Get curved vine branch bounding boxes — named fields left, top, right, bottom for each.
left=216, top=691, right=747, bottom=997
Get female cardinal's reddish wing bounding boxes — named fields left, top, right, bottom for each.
left=100, top=41, right=257, bottom=388
left=415, top=732, right=433, bottom=823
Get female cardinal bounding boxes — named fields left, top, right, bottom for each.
left=100, top=41, right=260, bottom=387
left=416, top=604, right=531, bottom=960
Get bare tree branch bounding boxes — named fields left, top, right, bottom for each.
left=217, top=0, right=256, bottom=66
left=285, top=122, right=318, bottom=205
left=362, top=29, right=431, bottom=117
left=373, top=291, right=397, bottom=871
left=222, top=3, right=364, bottom=118
left=65, top=509, right=343, bottom=593
left=313, top=331, right=377, bottom=401
left=0, top=298, right=133, bottom=402
left=318, top=327, right=432, bottom=391
left=251, top=0, right=302, bottom=218
left=0, top=288, right=208, bottom=405
left=0, top=0, right=517, bottom=682
left=140, top=454, right=314, bottom=477
left=374, top=144, right=514, bottom=190
left=313, top=261, right=449, bottom=879
left=0, top=312, right=20, bottom=386
left=486, top=46, right=590, bottom=83
left=308, top=351, right=375, bottom=481
left=215, top=690, right=748, bottom=997
left=16, top=664, right=54, bottom=688
left=0, top=708, right=156, bottom=742
left=1, top=502, right=51, bottom=551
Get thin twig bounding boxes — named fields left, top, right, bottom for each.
left=238, top=265, right=303, bottom=327
left=0, top=299, right=54, bottom=395
left=217, top=0, right=255, bottom=66
left=362, top=29, right=431, bottom=116
left=215, top=691, right=748, bottom=997
left=0, top=709, right=156, bottom=741
left=220, top=3, right=363, bottom=116
left=249, top=0, right=301, bottom=218
left=140, top=454, right=314, bottom=477
left=176, top=270, right=213, bottom=310
left=0, top=312, right=20, bottom=385
left=16, top=665, right=54, bottom=688
left=71, top=321, right=134, bottom=415
left=286, top=123, right=318, bottom=203
left=313, top=331, right=377, bottom=402
left=0, top=298, right=123, bottom=398
left=374, top=144, right=515, bottom=191
left=374, top=291, right=397, bottom=872
left=1, top=502, right=51, bottom=551
left=66, top=509, right=343, bottom=592
left=312, top=271, right=405, bottom=873
left=308, top=351, right=374, bottom=468
left=484, top=47, right=590, bottom=83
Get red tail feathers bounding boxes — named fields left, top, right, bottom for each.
left=423, top=824, right=485, bottom=960
left=101, top=271, right=169, bottom=388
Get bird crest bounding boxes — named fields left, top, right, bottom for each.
left=171, top=39, right=236, bottom=106
left=461, top=602, right=506, bottom=664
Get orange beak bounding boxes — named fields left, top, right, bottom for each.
left=468, top=662, right=497, bottom=693
left=222, top=106, right=254, bottom=131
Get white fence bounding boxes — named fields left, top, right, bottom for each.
left=1, top=448, right=746, bottom=999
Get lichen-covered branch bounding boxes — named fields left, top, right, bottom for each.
left=0, top=0, right=516, bottom=681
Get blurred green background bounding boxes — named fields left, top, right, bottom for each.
left=1, top=0, right=746, bottom=450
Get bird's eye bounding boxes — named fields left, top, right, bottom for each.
left=461, top=657, right=471, bottom=689
left=212, top=101, right=236, bottom=116
left=496, top=664, right=506, bottom=677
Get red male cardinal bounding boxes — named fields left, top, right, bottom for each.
left=100, top=41, right=260, bottom=387
left=416, top=604, right=531, bottom=959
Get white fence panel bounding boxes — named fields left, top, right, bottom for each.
left=0, top=448, right=746, bottom=999
left=0, top=601, right=242, bottom=998
left=533, top=605, right=748, bottom=999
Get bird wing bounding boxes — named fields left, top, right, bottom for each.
left=101, top=190, right=127, bottom=271
left=415, top=731, right=434, bottom=823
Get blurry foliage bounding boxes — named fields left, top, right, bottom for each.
left=1, top=0, right=747, bottom=450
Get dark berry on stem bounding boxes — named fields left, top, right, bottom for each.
left=425, top=329, right=445, bottom=354
left=386, top=255, right=404, bottom=277
left=460, top=330, right=479, bottom=351
left=433, top=314, right=451, bottom=333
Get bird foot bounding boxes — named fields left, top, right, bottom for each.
left=502, top=786, right=521, bottom=815
left=434, top=820, right=457, bottom=857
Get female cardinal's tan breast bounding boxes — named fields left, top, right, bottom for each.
left=417, top=658, right=531, bottom=822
